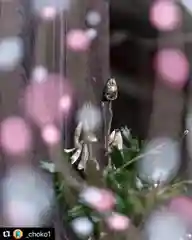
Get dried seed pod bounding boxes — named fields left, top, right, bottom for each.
left=71, top=147, right=83, bottom=165
left=78, top=144, right=89, bottom=170
left=103, top=78, right=118, bottom=101
left=85, top=132, right=98, bottom=143
left=74, top=122, right=83, bottom=148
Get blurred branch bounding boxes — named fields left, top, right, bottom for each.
left=112, top=71, right=151, bottom=100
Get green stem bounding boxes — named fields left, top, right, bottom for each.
left=114, top=143, right=166, bottom=173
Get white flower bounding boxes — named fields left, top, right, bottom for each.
left=135, top=177, right=144, bottom=190
left=79, top=187, right=103, bottom=205
left=109, top=130, right=123, bottom=150
left=121, top=126, right=130, bottom=140
left=77, top=102, right=101, bottom=132
left=71, top=217, right=93, bottom=237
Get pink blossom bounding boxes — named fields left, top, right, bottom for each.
left=95, top=189, right=116, bottom=212
left=105, top=213, right=130, bottom=231
left=24, top=74, right=72, bottom=126
left=169, top=196, right=192, bottom=223
left=80, top=187, right=116, bottom=212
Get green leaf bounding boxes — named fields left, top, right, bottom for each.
left=130, top=138, right=140, bottom=152
left=93, top=223, right=102, bottom=239
left=114, top=170, right=135, bottom=188
left=110, top=147, right=124, bottom=168
left=68, top=204, right=93, bottom=221
left=68, top=207, right=85, bottom=221
left=127, top=190, right=145, bottom=215
left=63, top=151, right=72, bottom=162
left=116, top=195, right=130, bottom=214
left=105, top=170, right=121, bottom=192
left=115, top=191, right=145, bottom=225
left=123, top=150, right=138, bottom=169
left=157, top=186, right=184, bottom=202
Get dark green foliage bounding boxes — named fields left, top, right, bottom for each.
left=65, top=131, right=146, bottom=227
left=44, top=129, right=187, bottom=239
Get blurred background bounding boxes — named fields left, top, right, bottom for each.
left=111, top=0, right=156, bottom=139
left=110, top=0, right=192, bottom=140
left=0, top=0, right=192, bottom=238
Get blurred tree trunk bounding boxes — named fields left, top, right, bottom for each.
left=148, top=28, right=185, bottom=138
left=185, top=42, right=192, bottom=182
left=0, top=0, right=31, bottom=225
left=147, top=23, right=186, bottom=178
left=34, top=0, right=110, bottom=238
left=0, top=0, right=110, bottom=236
left=65, top=0, right=110, bottom=186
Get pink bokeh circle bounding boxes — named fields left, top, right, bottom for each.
left=59, top=95, right=72, bottom=113
left=150, top=0, right=182, bottom=31
left=155, top=49, right=189, bottom=88
left=0, top=116, right=32, bottom=155
left=41, top=124, right=60, bottom=145
left=24, top=74, right=72, bottom=127
left=169, top=196, right=192, bottom=223
left=66, top=29, right=91, bottom=51
left=41, top=6, right=57, bottom=20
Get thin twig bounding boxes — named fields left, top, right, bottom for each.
left=102, top=101, right=113, bottom=150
